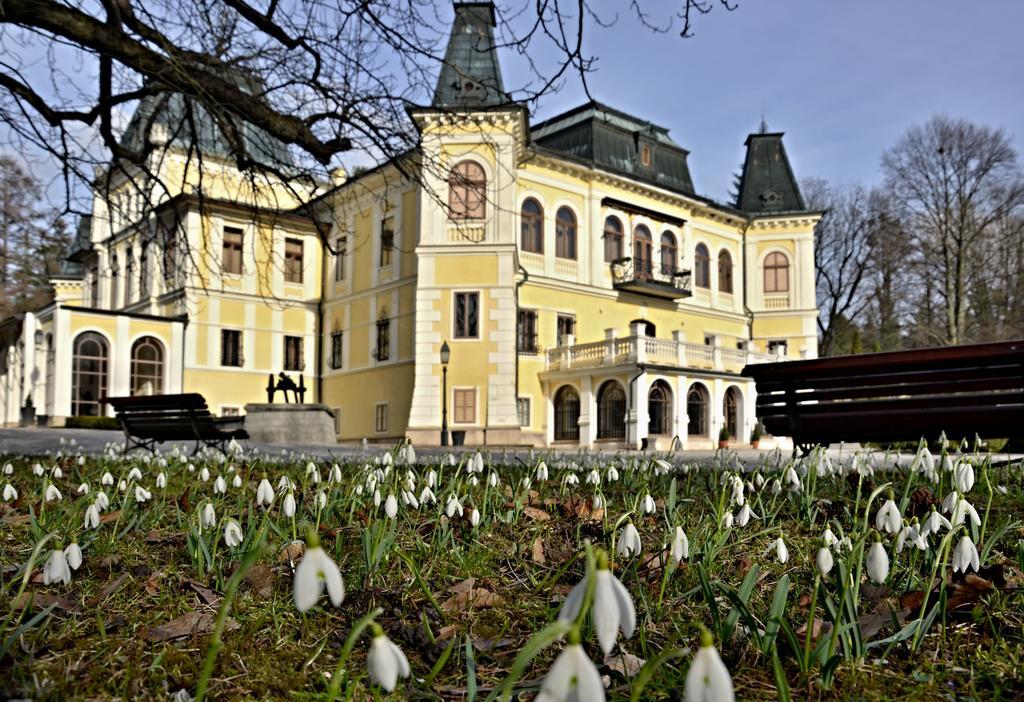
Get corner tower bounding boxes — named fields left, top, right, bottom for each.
left=405, top=2, right=529, bottom=445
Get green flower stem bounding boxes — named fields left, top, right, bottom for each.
left=325, top=607, right=383, bottom=702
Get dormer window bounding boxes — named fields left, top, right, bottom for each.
left=640, top=144, right=651, bottom=167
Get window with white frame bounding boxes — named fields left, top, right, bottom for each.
left=517, top=397, right=531, bottom=427
left=375, top=403, right=389, bottom=433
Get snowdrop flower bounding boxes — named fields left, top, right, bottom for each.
left=487, top=472, right=498, bottom=488
left=214, top=475, right=227, bottom=494
left=293, top=532, right=345, bottom=612
left=472, top=452, right=484, bottom=473
left=95, top=491, right=109, bottom=511
left=419, top=486, right=436, bottom=505
left=154, top=472, right=166, bottom=489
left=954, top=462, right=975, bottom=493
left=468, top=475, right=479, bottom=487
left=996, top=485, right=1008, bottom=495
left=641, top=494, right=656, bottom=514
left=565, top=473, right=579, bottom=486
left=33, top=463, right=44, bottom=477
left=730, top=475, right=745, bottom=507
left=671, top=526, right=689, bottom=564
left=941, top=490, right=959, bottom=514
left=224, top=519, right=243, bottom=548
left=101, top=471, right=114, bottom=486
left=816, top=544, right=834, bottom=576
left=606, top=466, right=619, bottom=482
left=736, top=503, right=756, bottom=527
left=51, top=467, right=63, bottom=480
left=470, top=508, right=480, bottom=527
left=65, top=541, right=83, bottom=571
left=952, top=534, right=980, bottom=573
left=201, top=502, right=217, bottom=529
left=536, top=462, right=549, bottom=481
left=653, top=458, right=672, bottom=476
left=330, top=464, right=343, bottom=483
left=446, top=453, right=457, bottom=467
left=278, top=475, right=294, bottom=492
left=384, top=494, right=398, bottom=519
left=445, top=494, right=463, bottom=518
left=585, top=468, right=600, bottom=486
left=557, top=553, right=636, bottom=656
left=75, top=483, right=89, bottom=496
left=2, top=462, right=12, bottom=475
left=199, top=467, right=210, bottom=482
left=187, top=463, right=196, bottom=473
left=783, top=465, right=800, bottom=488
left=875, top=495, right=902, bottom=534
left=232, top=474, right=242, bottom=489
left=770, top=478, right=783, bottom=495
left=135, top=485, right=151, bottom=503
left=43, top=544, right=72, bottom=585
left=821, top=527, right=838, bottom=548
left=45, top=482, right=62, bottom=502
left=685, top=629, right=734, bottom=702
left=283, top=492, right=297, bottom=518
left=951, top=494, right=981, bottom=527
left=865, top=536, right=889, bottom=583
left=84, top=503, right=101, bottom=530
left=309, top=467, right=321, bottom=484
left=3, top=483, right=17, bottom=502
left=593, top=494, right=602, bottom=510
left=521, top=476, right=532, bottom=490
left=367, top=624, right=411, bottom=692
left=768, top=536, right=788, bottom=564
left=617, top=522, right=642, bottom=559
left=127, top=467, right=142, bottom=481
left=118, top=479, right=128, bottom=492
left=317, top=490, right=327, bottom=510
left=426, top=469, right=437, bottom=488
left=921, top=507, right=951, bottom=538
left=535, top=633, right=604, bottom=702
left=403, top=444, right=417, bottom=465
left=256, top=477, right=275, bottom=507
left=722, top=511, right=734, bottom=529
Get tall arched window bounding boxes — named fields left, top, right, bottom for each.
left=109, top=252, right=119, bottom=308
left=555, top=207, right=577, bottom=259
left=131, top=336, right=164, bottom=396
left=694, top=243, right=710, bottom=288
left=448, top=161, right=486, bottom=220
left=660, top=231, right=677, bottom=274
left=597, top=381, right=627, bottom=440
left=520, top=198, right=544, bottom=253
left=72, top=332, right=108, bottom=416
left=764, top=252, right=790, bottom=293
left=723, top=386, right=740, bottom=439
left=634, top=225, right=652, bottom=277
left=718, top=250, right=733, bottom=293
left=648, top=380, right=672, bottom=436
left=603, top=216, right=624, bottom=262
left=554, top=385, right=581, bottom=441
left=687, top=384, right=709, bottom=436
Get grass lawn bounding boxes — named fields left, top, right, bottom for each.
left=1, top=442, right=1023, bottom=700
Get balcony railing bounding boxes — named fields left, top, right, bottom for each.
left=610, top=258, right=692, bottom=300
left=545, top=334, right=777, bottom=373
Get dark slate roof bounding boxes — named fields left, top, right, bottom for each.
left=735, top=132, right=806, bottom=214
left=62, top=216, right=92, bottom=275
left=120, top=80, right=294, bottom=169
left=433, top=3, right=509, bottom=109
left=530, top=101, right=695, bottom=196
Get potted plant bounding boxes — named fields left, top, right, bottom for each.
left=718, top=425, right=731, bottom=449
left=750, top=422, right=764, bottom=449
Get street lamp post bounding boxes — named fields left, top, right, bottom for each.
left=440, top=340, right=450, bottom=446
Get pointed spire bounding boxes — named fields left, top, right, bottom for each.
left=735, top=130, right=806, bottom=214
left=433, top=3, right=508, bottom=109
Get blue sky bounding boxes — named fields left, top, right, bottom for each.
left=501, top=1, right=1024, bottom=202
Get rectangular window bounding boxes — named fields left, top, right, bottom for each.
left=330, top=331, right=343, bottom=369
left=517, top=309, right=538, bottom=354
left=453, top=388, right=476, bottom=424
left=284, top=238, right=304, bottom=283
left=380, top=217, right=394, bottom=267
left=221, top=406, right=242, bottom=417
left=704, top=334, right=716, bottom=346
left=517, top=397, right=531, bottom=427
left=454, top=292, right=480, bottom=339
left=334, top=237, right=347, bottom=282
left=376, top=317, right=391, bottom=361
left=284, top=335, right=304, bottom=371
left=221, top=329, right=243, bottom=367
left=222, top=227, right=243, bottom=275
left=767, top=340, right=788, bottom=357
left=556, top=314, right=576, bottom=347
left=375, top=403, right=389, bottom=433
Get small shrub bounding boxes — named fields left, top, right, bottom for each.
left=65, top=416, right=120, bottom=430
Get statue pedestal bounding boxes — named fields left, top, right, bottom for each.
left=243, top=404, right=337, bottom=445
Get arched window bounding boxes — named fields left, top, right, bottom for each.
left=660, top=232, right=677, bottom=274
left=555, top=207, right=577, bottom=259
left=718, top=250, right=733, bottom=293
left=520, top=198, right=544, bottom=253
left=764, top=251, right=790, bottom=293
left=723, top=386, right=740, bottom=439
left=72, top=332, right=108, bottom=416
left=694, top=243, right=710, bottom=289
left=687, top=384, right=709, bottom=436
left=109, top=252, right=119, bottom=308
left=633, top=225, right=652, bottom=277
left=554, top=385, right=580, bottom=441
left=603, top=216, right=623, bottom=262
left=648, top=381, right=672, bottom=436
left=448, top=161, right=486, bottom=220
left=597, top=381, right=627, bottom=440
left=131, top=337, right=164, bottom=396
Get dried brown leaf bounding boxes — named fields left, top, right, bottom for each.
left=523, top=506, right=551, bottom=522
left=144, top=611, right=239, bottom=643
left=531, top=537, right=546, bottom=565
left=13, top=591, right=79, bottom=613
left=442, top=586, right=503, bottom=614
left=245, top=564, right=275, bottom=598
left=604, top=650, right=646, bottom=678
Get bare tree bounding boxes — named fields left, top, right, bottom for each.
left=881, top=115, right=1024, bottom=345
left=804, top=177, right=872, bottom=356
left=861, top=190, right=913, bottom=351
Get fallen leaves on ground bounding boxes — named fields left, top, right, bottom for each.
left=605, top=649, right=645, bottom=678
left=442, top=578, right=503, bottom=613
left=531, top=537, right=546, bottom=565
left=13, top=591, right=79, bottom=613
left=144, top=611, right=239, bottom=643
left=523, top=506, right=551, bottom=522
left=245, top=564, right=275, bottom=598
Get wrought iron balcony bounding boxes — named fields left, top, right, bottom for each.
left=610, top=258, right=692, bottom=299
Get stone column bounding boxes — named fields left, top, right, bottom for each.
left=579, top=375, right=595, bottom=448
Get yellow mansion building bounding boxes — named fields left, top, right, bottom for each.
left=0, top=3, right=819, bottom=449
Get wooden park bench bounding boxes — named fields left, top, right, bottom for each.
left=743, top=340, right=1024, bottom=455
left=103, top=393, right=248, bottom=455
